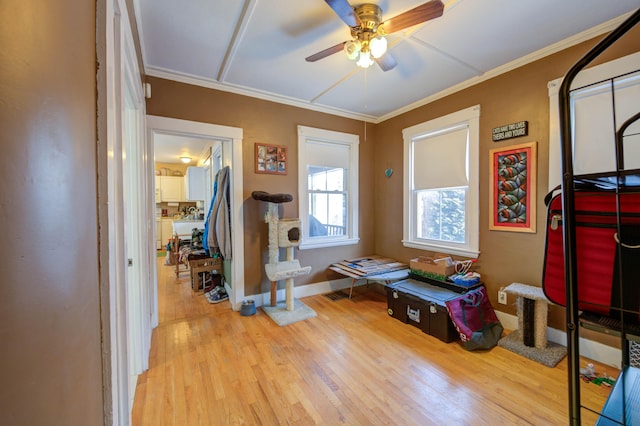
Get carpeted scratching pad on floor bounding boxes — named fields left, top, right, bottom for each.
left=262, top=298, right=317, bottom=326
left=498, top=330, right=567, bottom=368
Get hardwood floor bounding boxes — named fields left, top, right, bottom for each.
left=132, top=256, right=617, bottom=425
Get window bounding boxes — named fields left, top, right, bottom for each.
left=547, top=52, right=640, bottom=191
left=403, top=105, right=480, bottom=258
left=298, top=125, right=359, bottom=249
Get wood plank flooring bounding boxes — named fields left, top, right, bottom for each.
left=132, top=256, right=617, bottom=425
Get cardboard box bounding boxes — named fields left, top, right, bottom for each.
left=410, top=256, right=455, bottom=281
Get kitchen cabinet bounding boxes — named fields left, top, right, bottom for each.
left=160, top=218, right=174, bottom=248
left=154, top=176, right=161, bottom=202
left=172, top=219, right=205, bottom=236
left=157, top=176, right=184, bottom=202
left=184, top=166, right=205, bottom=201
left=155, top=219, right=162, bottom=250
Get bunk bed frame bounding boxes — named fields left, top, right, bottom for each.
left=557, top=8, right=640, bottom=425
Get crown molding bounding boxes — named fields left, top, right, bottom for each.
left=145, top=11, right=634, bottom=125
left=145, top=67, right=378, bottom=123
left=377, top=11, right=635, bottom=122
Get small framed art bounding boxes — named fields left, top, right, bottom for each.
left=255, top=143, right=287, bottom=175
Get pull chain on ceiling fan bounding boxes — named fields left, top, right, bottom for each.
left=306, top=0, right=444, bottom=71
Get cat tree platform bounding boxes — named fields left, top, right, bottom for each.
left=497, top=282, right=567, bottom=367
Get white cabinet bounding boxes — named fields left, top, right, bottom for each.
left=157, top=176, right=184, bottom=202
left=173, top=220, right=205, bottom=236
left=154, top=176, right=161, bottom=202
left=184, top=166, right=205, bottom=201
left=160, top=219, right=174, bottom=247
left=155, top=219, right=161, bottom=249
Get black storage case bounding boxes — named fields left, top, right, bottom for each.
left=386, top=279, right=459, bottom=343
left=408, top=272, right=484, bottom=294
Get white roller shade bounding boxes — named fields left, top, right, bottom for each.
left=572, top=88, right=616, bottom=175
left=413, top=127, right=468, bottom=190
left=307, top=140, right=350, bottom=169
left=571, top=73, right=640, bottom=175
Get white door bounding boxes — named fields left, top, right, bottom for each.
left=202, top=142, right=222, bottom=209
left=104, top=0, right=152, bottom=422
left=105, top=2, right=131, bottom=424
left=123, top=81, right=149, bottom=402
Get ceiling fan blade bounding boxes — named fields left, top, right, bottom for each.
left=375, top=52, right=398, bottom=72
left=381, top=0, right=444, bottom=34
left=305, top=41, right=347, bottom=62
left=325, top=0, right=361, bottom=28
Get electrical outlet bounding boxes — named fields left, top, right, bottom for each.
left=498, top=290, right=507, bottom=305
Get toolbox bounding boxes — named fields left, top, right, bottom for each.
left=386, top=279, right=460, bottom=343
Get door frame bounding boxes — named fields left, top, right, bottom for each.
left=122, top=55, right=151, bottom=401
left=146, top=115, right=245, bottom=313
left=100, top=0, right=151, bottom=422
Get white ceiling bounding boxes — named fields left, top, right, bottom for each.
left=153, top=133, right=213, bottom=164
left=138, top=0, right=639, bottom=161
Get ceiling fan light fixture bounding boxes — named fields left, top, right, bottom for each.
left=369, top=36, right=387, bottom=59
left=356, top=50, right=374, bottom=68
left=344, top=39, right=361, bottom=60
left=180, top=156, right=191, bottom=163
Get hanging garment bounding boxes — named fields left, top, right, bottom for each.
left=202, top=173, right=218, bottom=253
left=207, top=166, right=231, bottom=259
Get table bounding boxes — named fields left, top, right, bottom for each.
left=329, top=256, right=409, bottom=299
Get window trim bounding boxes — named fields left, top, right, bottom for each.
left=547, top=51, right=640, bottom=192
left=298, top=125, right=359, bottom=249
left=402, top=105, right=480, bottom=258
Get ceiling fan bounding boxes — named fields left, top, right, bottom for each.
left=306, top=0, right=444, bottom=71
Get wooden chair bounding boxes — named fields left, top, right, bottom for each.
left=171, top=234, right=191, bottom=277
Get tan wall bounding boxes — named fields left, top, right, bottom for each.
left=0, top=0, right=104, bottom=424
left=147, top=25, right=639, bottom=330
left=146, top=79, right=377, bottom=296
left=155, top=161, right=189, bottom=175
left=375, top=27, right=640, bottom=331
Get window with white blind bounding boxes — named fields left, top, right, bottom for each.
left=403, top=105, right=480, bottom=258
left=298, top=125, right=359, bottom=249
left=547, top=52, right=640, bottom=191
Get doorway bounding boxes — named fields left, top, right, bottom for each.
left=146, top=115, right=245, bottom=317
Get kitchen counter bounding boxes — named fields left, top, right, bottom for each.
left=172, top=220, right=205, bottom=236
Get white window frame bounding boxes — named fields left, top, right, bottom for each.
left=298, top=125, right=359, bottom=249
left=402, top=105, right=480, bottom=258
left=547, top=52, right=640, bottom=192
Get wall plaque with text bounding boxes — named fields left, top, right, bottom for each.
left=492, top=121, right=528, bottom=141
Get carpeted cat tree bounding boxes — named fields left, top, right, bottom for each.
left=498, top=282, right=566, bottom=367
left=252, top=191, right=314, bottom=325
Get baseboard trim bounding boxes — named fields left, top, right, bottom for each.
left=495, top=311, right=621, bottom=368
left=243, top=279, right=621, bottom=368
left=241, top=278, right=354, bottom=308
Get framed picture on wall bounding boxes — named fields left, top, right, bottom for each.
left=489, top=141, right=537, bottom=233
left=255, top=143, right=287, bottom=175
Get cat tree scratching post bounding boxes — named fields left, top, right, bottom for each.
left=504, top=282, right=550, bottom=348
left=253, top=191, right=311, bottom=311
